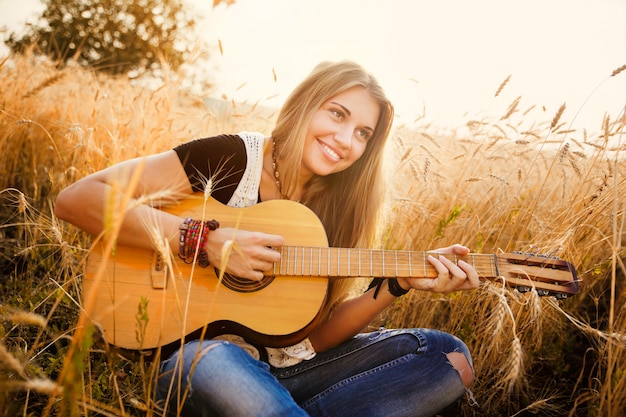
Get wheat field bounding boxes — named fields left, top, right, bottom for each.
left=1, top=51, right=625, bottom=416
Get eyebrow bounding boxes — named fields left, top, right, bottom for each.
left=330, top=101, right=376, bottom=133
left=330, top=101, right=351, bottom=116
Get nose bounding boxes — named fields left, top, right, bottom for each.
left=333, top=124, right=353, bottom=149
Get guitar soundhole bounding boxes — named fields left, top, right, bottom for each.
left=215, top=267, right=275, bottom=293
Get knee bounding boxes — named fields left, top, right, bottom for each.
left=446, top=351, right=474, bottom=388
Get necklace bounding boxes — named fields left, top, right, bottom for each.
left=271, top=137, right=288, bottom=199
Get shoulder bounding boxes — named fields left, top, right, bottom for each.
left=173, top=134, right=246, bottom=157
left=172, top=134, right=251, bottom=200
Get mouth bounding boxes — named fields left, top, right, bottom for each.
left=319, top=140, right=342, bottom=162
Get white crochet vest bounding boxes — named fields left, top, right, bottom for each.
left=227, top=132, right=266, bottom=208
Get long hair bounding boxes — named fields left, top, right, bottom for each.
left=271, top=61, right=395, bottom=317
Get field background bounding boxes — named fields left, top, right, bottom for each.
left=1, top=52, right=625, bottom=416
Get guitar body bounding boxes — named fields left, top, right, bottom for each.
left=84, top=196, right=330, bottom=351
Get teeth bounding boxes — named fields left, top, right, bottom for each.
left=321, top=143, right=340, bottom=160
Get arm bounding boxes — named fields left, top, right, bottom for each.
left=308, top=279, right=399, bottom=352
left=308, top=244, right=480, bottom=352
left=54, top=150, right=190, bottom=251
left=54, top=150, right=283, bottom=280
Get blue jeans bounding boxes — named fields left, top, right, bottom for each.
left=155, top=328, right=472, bottom=417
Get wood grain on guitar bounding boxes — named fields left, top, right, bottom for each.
left=84, top=196, right=580, bottom=351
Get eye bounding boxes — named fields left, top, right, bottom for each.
left=356, top=128, right=373, bottom=141
left=329, top=108, right=344, bottom=119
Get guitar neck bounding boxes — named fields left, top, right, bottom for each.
left=273, top=247, right=498, bottom=279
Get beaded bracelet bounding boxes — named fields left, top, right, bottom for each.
left=178, top=218, right=220, bottom=267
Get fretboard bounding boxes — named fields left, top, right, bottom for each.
left=272, top=246, right=499, bottom=279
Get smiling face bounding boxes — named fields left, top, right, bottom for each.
left=300, top=86, right=380, bottom=180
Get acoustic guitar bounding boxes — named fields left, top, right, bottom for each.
left=84, top=195, right=579, bottom=351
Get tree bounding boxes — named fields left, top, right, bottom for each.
left=5, top=0, right=198, bottom=76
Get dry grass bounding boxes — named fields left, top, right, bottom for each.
left=381, top=77, right=626, bottom=415
left=1, top=51, right=625, bottom=416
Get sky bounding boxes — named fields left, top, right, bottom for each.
left=1, top=0, right=625, bottom=133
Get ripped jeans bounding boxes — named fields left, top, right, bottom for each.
left=155, top=328, right=473, bottom=417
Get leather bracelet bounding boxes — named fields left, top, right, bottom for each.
left=178, top=218, right=219, bottom=267
left=387, top=278, right=410, bottom=297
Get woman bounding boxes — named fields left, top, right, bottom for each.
left=55, top=61, right=479, bottom=416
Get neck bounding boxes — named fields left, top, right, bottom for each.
left=265, top=138, right=309, bottom=202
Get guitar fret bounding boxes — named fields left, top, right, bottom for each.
left=381, top=250, right=384, bottom=277
left=280, top=247, right=285, bottom=275
left=395, top=251, right=398, bottom=277
left=370, top=250, right=373, bottom=277
left=408, top=251, right=412, bottom=277
left=423, top=252, right=427, bottom=278
left=327, top=248, right=331, bottom=276
left=283, top=246, right=287, bottom=275
left=284, top=246, right=288, bottom=275
left=318, top=247, right=322, bottom=276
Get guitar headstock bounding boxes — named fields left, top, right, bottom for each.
left=495, top=252, right=580, bottom=299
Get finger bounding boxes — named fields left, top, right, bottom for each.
left=225, top=258, right=266, bottom=282
left=250, top=232, right=285, bottom=248
left=451, top=244, right=470, bottom=256
left=432, top=244, right=469, bottom=255
left=232, top=268, right=265, bottom=282
left=437, top=255, right=467, bottom=280
left=248, top=257, right=277, bottom=274
left=247, top=269, right=265, bottom=282
left=431, top=255, right=472, bottom=293
left=428, top=255, right=447, bottom=272
left=458, top=260, right=480, bottom=287
left=260, top=246, right=281, bottom=263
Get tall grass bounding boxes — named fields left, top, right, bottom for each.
left=382, top=77, right=626, bottom=415
left=1, top=51, right=624, bottom=416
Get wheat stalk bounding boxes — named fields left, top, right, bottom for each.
left=500, top=96, right=522, bottom=120
left=495, top=74, right=512, bottom=97
left=550, top=103, right=567, bottom=131
left=611, top=64, right=626, bottom=77
left=500, top=336, right=525, bottom=393
left=22, top=73, right=66, bottom=99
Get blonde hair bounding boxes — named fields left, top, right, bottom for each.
left=271, top=61, right=394, bottom=317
